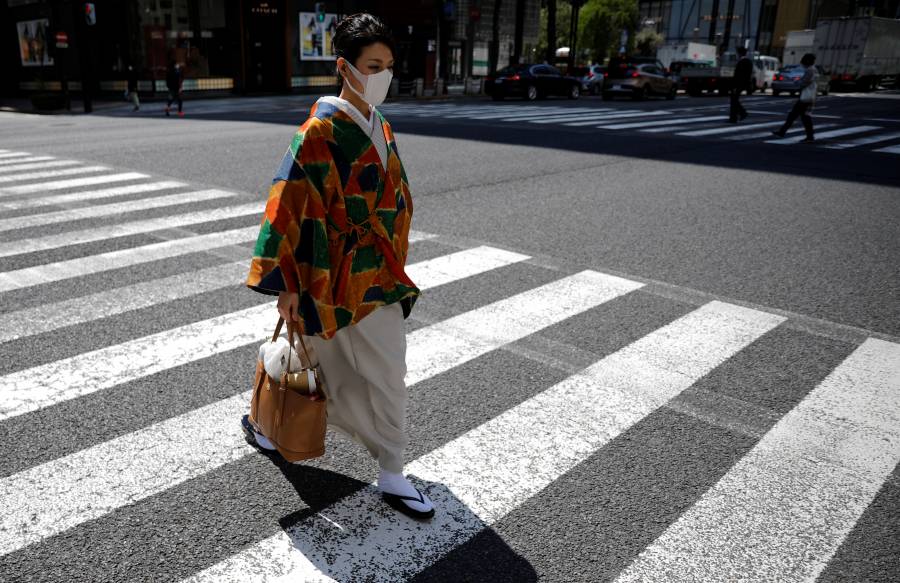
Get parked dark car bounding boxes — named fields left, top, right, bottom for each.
left=485, top=64, right=582, bottom=101
left=602, top=61, right=676, bottom=101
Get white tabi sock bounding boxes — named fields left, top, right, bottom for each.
left=378, top=469, right=433, bottom=512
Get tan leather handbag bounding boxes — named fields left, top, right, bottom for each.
left=249, top=317, right=327, bottom=462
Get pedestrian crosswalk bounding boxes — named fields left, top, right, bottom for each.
left=0, top=149, right=897, bottom=582
left=376, top=101, right=900, bottom=155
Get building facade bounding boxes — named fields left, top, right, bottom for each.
left=1, top=0, right=540, bottom=100
left=638, top=0, right=900, bottom=58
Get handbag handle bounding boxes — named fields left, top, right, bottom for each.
left=271, top=317, right=314, bottom=370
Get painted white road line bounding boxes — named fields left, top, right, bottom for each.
left=530, top=111, right=656, bottom=124
left=0, top=155, right=55, bottom=166
left=0, top=181, right=186, bottom=211
left=561, top=110, right=670, bottom=126
left=677, top=121, right=783, bottom=137
left=185, top=301, right=785, bottom=583
left=598, top=115, right=725, bottom=130
left=724, top=123, right=837, bottom=141
left=614, top=337, right=900, bottom=583
left=0, top=189, right=238, bottom=233
left=872, top=143, right=900, bottom=154
left=0, top=270, right=635, bottom=556
left=0, top=245, right=526, bottom=344
left=0, top=152, right=31, bottom=159
left=0, top=200, right=263, bottom=258
left=0, top=268, right=632, bottom=423
left=823, top=130, right=900, bottom=149
left=0, top=226, right=258, bottom=293
left=464, top=107, right=553, bottom=120
left=0, top=160, right=80, bottom=174
left=0, top=261, right=248, bottom=343
left=0, top=228, right=434, bottom=294
left=0, top=172, right=149, bottom=195
left=640, top=124, right=708, bottom=133
left=765, top=125, right=881, bottom=145
left=0, top=165, right=108, bottom=184
left=496, top=108, right=607, bottom=122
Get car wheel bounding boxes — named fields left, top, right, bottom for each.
left=666, top=85, right=676, bottom=100
left=569, top=85, right=580, bottom=99
left=601, top=92, right=612, bottom=101
left=526, top=85, right=538, bottom=101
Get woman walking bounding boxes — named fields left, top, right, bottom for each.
left=772, top=53, right=818, bottom=143
left=242, top=13, right=434, bottom=519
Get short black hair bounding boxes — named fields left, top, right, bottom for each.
left=332, top=13, right=396, bottom=66
left=801, top=53, right=816, bottom=66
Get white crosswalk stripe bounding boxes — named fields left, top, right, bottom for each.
left=185, top=301, right=785, bottom=582
left=377, top=102, right=900, bottom=153
left=0, top=180, right=185, bottom=211
left=0, top=171, right=148, bottom=195
left=0, top=188, right=238, bottom=233
left=614, top=338, right=900, bottom=583
left=0, top=159, right=81, bottom=174
left=723, top=123, right=838, bottom=141
left=823, top=130, right=900, bottom=149
left=598, top=115, right=725, bottom=130
left=0, top=200, right=263, bottom=258
left=0, top=164, right=109, bottom=184
left=0, top=246, right=534, bottom=555
left=872, top=143, right=900, bottom=154
left=0, top=155, right=55, bottom=166
left=0, top=149, right=896, bottom=582
left=765, top=125, right=882, bottom=145
left=677, top=121, right=783, bottom=137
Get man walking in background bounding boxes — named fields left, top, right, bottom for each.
left=165, top=61, right=184, bottom=118
left=728, top=46, right=752, bottom=123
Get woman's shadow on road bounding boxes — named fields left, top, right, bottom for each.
left=267, top=455, right=538, bottom=582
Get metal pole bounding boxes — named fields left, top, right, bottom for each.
left=721, top=0, right=736, bottom=52
left=707, top=0, right=720, bottom=45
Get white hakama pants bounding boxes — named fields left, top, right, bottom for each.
left=305, top=302, right=409, bottom=473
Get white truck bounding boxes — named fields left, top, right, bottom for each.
left=783, top=30, right=816, bottom=67
left=813, top=16, right=900, bottom=91
left=655, top=42, right=717, bottom=68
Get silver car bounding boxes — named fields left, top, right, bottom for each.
left=771, top=65, right=830, bottom=97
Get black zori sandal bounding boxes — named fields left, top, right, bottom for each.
left=382, top=490, right=436, bottom=520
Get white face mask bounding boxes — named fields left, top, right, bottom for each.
left=342, top=60, right=393, bottom=107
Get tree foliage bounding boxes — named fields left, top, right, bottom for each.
left=536, top=0, right=639, bottom=65
left=635, top=27, right=665, bottom=56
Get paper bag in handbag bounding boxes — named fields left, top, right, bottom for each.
left=248, top=317, right=327, bottom=462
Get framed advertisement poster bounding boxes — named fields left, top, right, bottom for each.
left=299, top=12, right=338, bottom=61
left=17, top=18, right=54, bottom=67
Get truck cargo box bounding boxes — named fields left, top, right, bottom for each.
left=814, top=16, right=900, bottom=90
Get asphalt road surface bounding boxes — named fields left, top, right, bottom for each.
left=0, top=88, right=898, bottom=583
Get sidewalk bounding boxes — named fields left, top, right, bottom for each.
left=0, top=90, right=489, bottom=116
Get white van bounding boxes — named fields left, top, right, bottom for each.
left=753, top=56, right=781, bottom=91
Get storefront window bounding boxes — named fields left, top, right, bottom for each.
left=131, top=0, right=230, bottom=82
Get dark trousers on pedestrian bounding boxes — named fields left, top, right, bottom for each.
left=778, top=100, right=814, bottom=139
left=166, top=91, right=183, bottom=113
left=729, top=88, right=747, bottom=122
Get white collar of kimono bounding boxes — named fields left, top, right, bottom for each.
left=319, top=96, right=377, bottom=134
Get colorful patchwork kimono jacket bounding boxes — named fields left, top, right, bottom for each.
left=246, top=99, right=420, bottom=340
